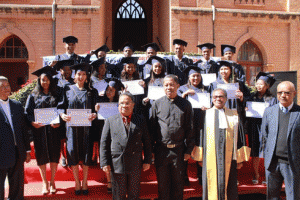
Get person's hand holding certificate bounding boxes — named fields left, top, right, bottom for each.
left=97, top=103, right=119, bottom=119
left=34, top=108, right=60, bottom=125
left=66, top=109, right=92, bottom=126
left=123, top=80, right=144, bottom=95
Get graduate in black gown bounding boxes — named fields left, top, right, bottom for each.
left=53, top=60, right=75, bottom=88
left=139, top=42, right=161, bottom=79
left=166, top=39, right=193, bottom=85
left=90, top=57, right=111, bottom=96
left=25, top=66, right=61, bottom=195
left=57, top=63, right=98, bottom=195
left=141, top=56, right=166, bottom=121
left=194, top=43, right=218, bottom=74
left=85, top=44, right=110, bottom=63
left=120, top=57, right=145, bottom=115
left=221, top=44, right=246, bottom=83
left=178, top=66, right=211, bottom=186
left=244, top=72, right=277, bottom=185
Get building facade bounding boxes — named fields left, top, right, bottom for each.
left=0, top=0, right=300, bottom=93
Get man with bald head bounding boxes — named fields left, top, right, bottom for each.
left=262, top=81, right=300, bottom=200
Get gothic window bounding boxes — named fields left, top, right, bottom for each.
left=0, top=35, right=28, bottom=59
left=117, top=0, right=145, bottom=19
left=237, top=40, right=263, bottom=85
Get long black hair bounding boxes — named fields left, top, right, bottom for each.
left=149, top=63, right=166, bottom=85
left=32, top=73, right=58, bottom=106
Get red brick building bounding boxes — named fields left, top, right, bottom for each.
left=0, top=0, right=300, bottom=93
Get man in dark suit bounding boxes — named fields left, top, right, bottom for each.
left=0, top=76, right=31, bottom=200
left=262, top=81, right=300, bottom=200
left=100, top=92, right=152, bottom=200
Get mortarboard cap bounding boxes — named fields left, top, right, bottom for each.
left=70, top=63, right=91, bottom=74
left=197, top=43, right=216, bottom=51
left=53, top=60, right=75, bottom=71
left=94, top=44, right=110, bottom=54
left=256, top=72, right=276, bottom=88
left=221, top=44, right=236, bottom=56
left=173, top=39, right=188, bottom=47
left=63, top=36, right=78, bottom=44
left=32, top=66, right=58, bottom=77
left=142, top=42, right=160, bottom=52
left=91, top=57, right=105, bottom=72
left=183, top=65, right=202, bottom=76
left=145, top=56, right=165, bottom=66
left=121, top=57, right=139, bottom=65
left=122, top=42, right=135, bottom=52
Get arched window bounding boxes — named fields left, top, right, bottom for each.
left=0, top=35, right=28, bottom=59
left=117, top=0, right=145, bottom=19
left=237, top=40, right=263, bottom=85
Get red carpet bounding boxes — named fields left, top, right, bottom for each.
left=11, top=146, right=284, bottom=199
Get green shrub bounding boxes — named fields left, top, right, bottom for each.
left=10, top=79, right=37, bottom=107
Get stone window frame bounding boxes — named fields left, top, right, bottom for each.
left=117, top=0, right=146, bottom=19
left=0, top=35, right=28, bottom=60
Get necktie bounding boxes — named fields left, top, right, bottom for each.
left=282, top=107, right=288, bottom=114
left=124, top=117, right=130, bottom=134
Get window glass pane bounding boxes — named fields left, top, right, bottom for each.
left=117, top=0, right=145, bottom=19
left=6, top=47, right=13, bottom=58
left=14, top=37, right=22, bottom=46
left=6, top=38, right=13, bottom=46
left=14, top=47, right=22, bottom=58
left=0, top=47, right=5, bottom=58
left=22, top=47, right=28, bottom=58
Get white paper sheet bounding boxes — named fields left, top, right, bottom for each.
left=188, top=93, right=211, bottom=108
left=122, top=80, right=145, bottom=95
left=147, top=86, right=165, bottom=100
left=217, top=83, right=239, bottom=99
left=246, top=102, right=270, bottom=118
left=67, top=109, right=91, bottom=126
left=202, top=74, right=217, bottom=86
left=97, top=103, right=119, bottom=119
left=34, top=108, right=60, bottom=125
left=93, top=80, right=108, bottom=95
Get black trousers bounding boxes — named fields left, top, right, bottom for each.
left=155, top=145, right=184, bottom=200
left=111, top=169, right=141, bottom=200
left=0, top=148, right=25, bottom=200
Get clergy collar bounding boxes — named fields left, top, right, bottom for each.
left=279, top=102, right=294, bottom=112
left=166, top=95, right=178, bottom=102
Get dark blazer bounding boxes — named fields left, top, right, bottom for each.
left=0, top=99, right=30, bottom=169
left=262, top=103, right=300, bottom=174
left=100, top=113, right=152, bottom=174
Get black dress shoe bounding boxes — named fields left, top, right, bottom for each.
left=107, top=187, right=112, bottom=194
left=82, top=189, right=89, bottom=195
left=75, top=190, right=81, bottom=195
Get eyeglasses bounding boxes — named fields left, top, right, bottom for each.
left=213, top=95, right=226, bottom=99
left=277, top=91, right=293, bottom=96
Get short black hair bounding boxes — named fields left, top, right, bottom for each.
left=164, top=74, right=179, bottom=84
left=119, top=91, right=135, bottom=103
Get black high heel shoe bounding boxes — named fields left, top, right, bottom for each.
left=75, top=190, right=81, bottom=195
left=107, top=182, right=112, bottom=193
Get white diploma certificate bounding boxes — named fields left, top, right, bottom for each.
left=217, top=83, right=239, bottom=99
left=97, top=103, right=119, bottom=119
left=93, top=80, right=108, bottom=95
left=202, top=73, right=217, bottom=86
left=246, top=102, right=270, bottom=118
left=148, top=86, right=165, bottom=100
left=34, top=108, right=60, bottom=125
left=188, top=93, right=211, bottom=109
left=67, top=109, right=91, bottom=126
left=123, top=80, right=144, bottom=95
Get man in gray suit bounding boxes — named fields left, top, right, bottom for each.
left=100, top=92, right=152, bottom=200
left=262, top=81, right=300, bottom=200
left=0, top=76, right=31, bottom=200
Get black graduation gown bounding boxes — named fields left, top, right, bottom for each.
left=57, top=85, right=98, bottom=166
left=194, top=59, right=219, bottom=74
left=245, top=93, right=277, bottom=157
left=166, top=55, right=193, bottom=85
left=25, top=93, right=61, bottom=166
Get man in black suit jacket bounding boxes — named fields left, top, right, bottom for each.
left=100, top=92, right=152, bottom=200
left=0, top=76, right=31, bottom=200
left=262, top=81, right=300, bottom=200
